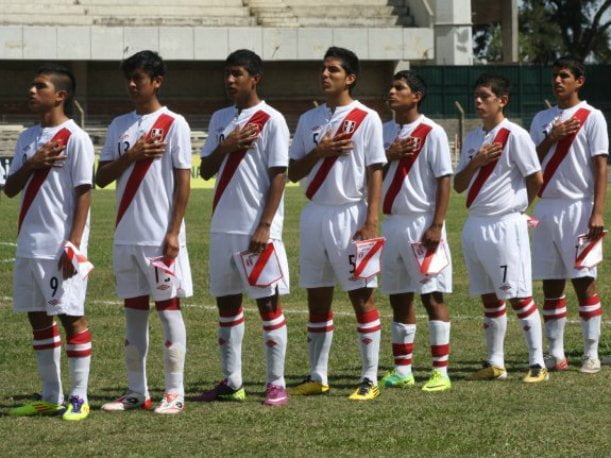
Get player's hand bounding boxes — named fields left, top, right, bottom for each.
left=249, top=223, right=271, bottom=254
left=219, top=124, right=260, bottom=154
left=471, top=142, right=503, bottom=168
left=422, top=224, right=442, bottom=250
left=313, top=132, right=353, bottom=159
left=353, top=222, right=377, bottom=241
left=162, top=233, right=180, bottom=260
left=57, top=251, right=77, bottom=280
left=27, top=141, right=67, bottom=169
left=548, top=118, right=580, bottom=143
left=386, top=137, right=418, bottom=161
left=127, top=135, right=167, bottom=162
left=588, top=212, right=604, bottom=240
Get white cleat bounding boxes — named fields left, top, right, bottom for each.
left=101, top=391, right=152, bottom=412
left=154, top=393, right=185, bottom=415
left=579, top=356, right=601, bottom=374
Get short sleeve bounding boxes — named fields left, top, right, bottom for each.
left=529, top=112, right=546, bottom=147
left=511, top=130, right=541, bottom=177
left=169, top=117, right=192, bottom=170
left=364, top=113, right=387, bottom=167
left=586, top=110, right=609, bottom=157
left=99, top=122, right=117, bottom=162
left=265, top=115, right=290, bottom=169
left=289, top=115, right=308, bottom=161
left=428, top=126, right=453, bottom=177
left=69, top=132, right=95, bottom=188
left=201, top=112, right=220, bottom=158
left=7, top=134, right=25, bottom=177
left=455, top=133, right=472, bottom=174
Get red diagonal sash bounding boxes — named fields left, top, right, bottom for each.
left=18, top=127, right=72, bottom=233
left=466, top=127, right=511, bottom=208
left=247, top=243, right=276, bottom=285
left=382, top=123, right=433, bottom=214
left=212, top=110, right=271, bottom=212
left=353, top=238, right=385, bottom=278
left=538, top=108, right=591, bottom=197
left=115, top=113, right=175, bottom=227
left=305, top=107, right=368, bottom=200
left=575, top=232, right=606, bottom=266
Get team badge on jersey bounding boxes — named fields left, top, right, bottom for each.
left=150, top=128, right=164, bottom=140
left=341, top=120, right=357, bottom=134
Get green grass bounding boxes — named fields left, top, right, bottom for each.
left=0, top=188, right=610, bottom=457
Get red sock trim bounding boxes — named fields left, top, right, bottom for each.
left=356, top=308, right=380, bottom=324
left=392, top=343, right=414, bottom=356
left=580, top=294, right=601, bottom=307
left=155, top=297, right=180, bottom=311
left=219, top=306, right=244, bottom=318
left=125, top=295, right=150, bottom=310
left=309, top=311, right=333, bottom=323
left=260, top=307, right=283, bottom=322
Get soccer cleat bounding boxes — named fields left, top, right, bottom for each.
left=543, top=354, right=569, bottom=371
left=467, top=363, right=508, bottom=381
left=287, top=377, right=330, bottom=396
left=263, top=384, right=288, bottom=406
left=9, top=400, right=65, bottom=417
left=62, top=396, right=90, bottom=421
left=422, top=370, right=452, bottom=392
left=380, top=370, right=415, bottom=388
left=579, top=356, right=601, bottom=374
left=154, top=393, right=185, bottom=414
left=192, top=380, right=246, bottom=402
left=101, top=391, right=153, bottom=412
left=522, top=364, right=549, bottom=383
left=348, top=378, right=380, bottom=401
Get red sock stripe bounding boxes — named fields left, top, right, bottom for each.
left=512, top=298, right=537, bottom=319
left=125, top=296, right=150, bottom=310
left=33, top=323, right=61, bottom=351
left=220, top=306, right=244, bottom=318
left=263, top=320, right=286, bottom=331
left=309, top=311, right=333, bottom=323
left=484, top=300, right=505, bottom=309
left=483, top=300, right=506, bottom=318
left=357, top=309, right=380, bottom=324
left=543, top=297, right=567, bottom=310
left=219, top=317, right=245, bottom=327
left=67, top=349, right=93, bottom=357
left=395, top=358, right=412, bottom=366
left=33, top=323, right=59, bottom=340
left=579, top=308, right=603, bottom=320
left=67, top=329, right=91, bottom=345
left=307, top=324, right=334, bottom=333
left=260, top=307, right=283, bottom=322
left=433, top=360, right=449, bottom=368
left=431, top=344, right=450, bottom=357
left=155, top=297, right=180, bottom=311
left=66, top=329, right=92, bottom=358
left=580, top=294, right=601, bottom=307
left=543, top=311, right=567, bottom=321
left=392, top=343, right=414, bottom=356
left=34, top=341, right=61, bottom=351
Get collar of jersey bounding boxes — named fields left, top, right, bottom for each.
left=234, top=101, right=266, bottom=119
left=133, top=106, right=167, bottom=121
left=397, top=114, right=424, bottom=134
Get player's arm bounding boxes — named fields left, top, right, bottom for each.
left=200, top=124, right=259, bottom=180
left=95, top=136, right=166, bottom=188
left=162, top=168, right=190, bottom=260
left=453, top=142, right=503, bottom=193
left=589, top=154, right=607, bottom=239
left=287, top=132, right=352, bottom=182
left=353, top=163, right=383, bottom=240
left=422, top=175, right=451, bottom=250
left=4, top=141, right=66, bottom=198
left=249, top=167, right=287, bottom=253
left=58, top=184, right=92, bottom=279
left=536, top=118, right=580, bottom=161
left=525, top=171, right=543, bottom=207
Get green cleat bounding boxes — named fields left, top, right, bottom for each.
left=9, top=400, right=65, bottom=417
left=193, top=380, right=246, bottom=402
left=380, top=370, right=415, bottom=388
left=62, top=396, right=90, bottom=421
left=422, top=370, right=452, bottom=392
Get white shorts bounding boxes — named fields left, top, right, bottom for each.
left=461, top=213, right=532, bottom=300
left=13, top=257, right=87, bottom=316
left=209, top=233, right=289, bottom=300
left=113, top=244, right=193, bottom=300
left=299, top=201, right=378, bottom=292
left=533, top=198, right=596, bottom=280
left=381, top=214, right=452, bottom=295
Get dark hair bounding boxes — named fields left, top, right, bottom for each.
left=324, top=47, right=360, bottom=91
left=474, top=72, right=511, bottom=98
left=552, top=56, right=586, bottom=79
left=36, top=63, right=76, bottom=115
left=225, top=49, right=263, bottom=76
left=393, top=70, right=427, bottom=107
left=121, top=50, right=166, bottom=79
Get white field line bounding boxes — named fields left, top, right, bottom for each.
left=0, top=242, right=16, bottom=246
left=0, top=296, right=609, bottom=324
left=0, top=258, right=15, bottom=263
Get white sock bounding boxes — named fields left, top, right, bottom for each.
left=218, top=307, right=245, bottom=390
left=543, top=296, right=567, bottom=360
left=579, top=294, right=603, bottom=359
left=157, top=298, right=187, bottom=397
left=390, top=321, right=416, bottom=377
left=307, top=311, right=334, bottom=385
left=356, top=309, right=382, bottom=385
left=66, top=328, right=92, bottom=403
left=33, top=322, right=63, bottom=405
left=260, top=308, right=287, bottom=387
left=483, top=300, right=507, bottom=368
left=429, top=320, right=450, bottom=376
left=124, top=305, right=150, bottom=397
left=512, top=298, right=544, bottom=367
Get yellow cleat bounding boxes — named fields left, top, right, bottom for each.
left=62, top=396, right=90, bottom=421
left=468, top=363, right=507, bottom=381
left=422, top=370, right=452, bottom=392
left=523, top=365, right=549, bottom=383
left=9, top=400, right=65, bottom=417
left=348, top=378, right=380, bottom=401
left=287, top=377, right=329, bottom=395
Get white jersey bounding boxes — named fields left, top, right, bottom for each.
left=201, top=101, right=289, bottom=239
left=529, top=100, right=608, bottom=200
left=100, top=106, right=192, bottom=246
left=289, top=100, right=386, bottom=206
left=9, top=119, right=94, bottom=259
left=382, top=115, right=453, bottom=215
left=456, top=118, right=540, bottom=217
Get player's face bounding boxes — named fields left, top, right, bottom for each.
left=474, top=85, right=507, bottom=120
left=28, top=74, right=63, bottom=113
left=124, top=68, right=162, bottom=104
left=321, top=57, right=355, bottom=95
left=224, top=65, right=258, bottom=102
left=552, top=66, right=584, bottom=99
left=387, top=78, right=420, bottom=111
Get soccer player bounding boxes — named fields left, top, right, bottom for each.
left=530, top=57, right=608, bottom=374
left=195, top=50, right=290, bottom=406
left=288, top=47, right=386, bottom=400
left=379, top=71, right=453, bottom=392
left=454, top=72, right=548, bottom=383
left=4, top=64, right=94, bottom=420
left=96, top=50, right=193, bottom=414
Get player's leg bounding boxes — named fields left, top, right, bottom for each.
left=256, top=293, right=288, bottom=406
left=381, top=293, right=416, bottom=388
left=421, top=292, right=452, bottom=392
left=541, top=279, right=569, bottom=370
left=572, top=276, right=602, bottom=373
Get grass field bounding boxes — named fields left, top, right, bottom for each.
left=0, top=187, right=610, bottom=457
